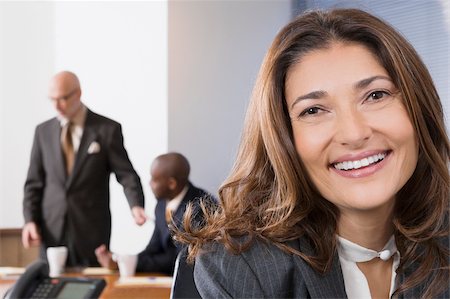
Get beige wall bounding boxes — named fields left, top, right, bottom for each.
left=0, top=229, right=39, bottom=267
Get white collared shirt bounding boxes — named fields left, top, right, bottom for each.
left=166, top=185, right=189, bottom=214
left=58, top=104, right=87, bottom=153
left=337, top=235, right=400, bottom=299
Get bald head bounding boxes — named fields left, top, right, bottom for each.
left=50, top=71, right=80, bottom=91
left=149, top=153, right=191, bottom=200
left=48, top=71, right=82, bottom=120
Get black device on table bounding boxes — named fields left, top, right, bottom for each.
left=4, top=260, right=106, bottom=299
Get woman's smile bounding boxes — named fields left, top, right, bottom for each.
left=330, top=150, right=391, bottom=178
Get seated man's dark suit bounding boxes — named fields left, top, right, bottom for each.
left=136, top=182, right=209, bottom=275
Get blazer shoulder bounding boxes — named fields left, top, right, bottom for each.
left=198, top=237, right=294, bottom=270
left=36, top=117, right=58, bottom=131
left=197, top=236, right=347, bottom=298
left=195, top=237, right=296, bottom=298
left=86, top=109, right=121, bottom=128
left=181, top=184, right=217, bottom=221
left=240, top=237, right=297, bottom=276
left=189, top=184, right=212, bottom=199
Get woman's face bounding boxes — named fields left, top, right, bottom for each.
left=285, top=42, right=418, bottom=213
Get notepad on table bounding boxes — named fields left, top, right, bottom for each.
left=0, top=267, right=25, bottom=278
left=82, top=267, right=115, bottom=275
left=115, top=276, right=173, bottom=287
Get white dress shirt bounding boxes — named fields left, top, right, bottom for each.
left=58, top=104, right=87, bottom=153
left=337, top=235, right=400, bottom=299
left=166, top=185, right=189, bottom=214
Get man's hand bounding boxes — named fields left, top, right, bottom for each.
left=95, top=244, right=118, bottom=270
left=131, top=206, right=147, bottom=226
left=22, top=222, right=41, bottom=248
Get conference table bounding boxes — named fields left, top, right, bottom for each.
left=0, top=268, right=172, bottom=299
left=98, top=273, right=172, bottom=299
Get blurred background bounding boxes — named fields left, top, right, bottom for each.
left=0, top=0, right=448, bottom=255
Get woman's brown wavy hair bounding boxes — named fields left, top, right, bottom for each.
left=175, top=8, right=449, bottom=298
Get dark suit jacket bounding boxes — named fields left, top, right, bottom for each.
left=23, top=109, right=144, bottom=266
left=136, top=182, right=208, bottom=275
left=194, top=236, right=450, bottom=298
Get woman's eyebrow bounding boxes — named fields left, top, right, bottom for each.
left=353, top=75, right=392, bottom=90
left=290, top=90, right=327, bottom=110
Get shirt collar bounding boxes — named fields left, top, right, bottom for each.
left=337, top=235, right=398, bottom=262
left=166, top=184, right=189, bottom=212
left=58, top=103, right=87, bottom=127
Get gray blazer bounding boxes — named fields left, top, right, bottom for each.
left=23, top=109, right=144, bottom=266
left=194, top=236, right=449, bottom=298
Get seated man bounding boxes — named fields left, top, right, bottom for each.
left=95, top=152, right=212, bottom=275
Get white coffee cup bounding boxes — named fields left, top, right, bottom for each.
left=46, top=246, right=68, bottom=277
left=113, top=254, right=137, bottom=277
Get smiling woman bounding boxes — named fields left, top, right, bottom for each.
left=286, top=43, right=418, bottom=214
left=174, top=8, right=449, bottom=299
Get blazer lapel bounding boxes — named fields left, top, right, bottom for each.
left=159, top=200, right=172, bottom=242
left=50, top=119, right=67, bottom=183
left=294, top=237, right=347, bottom=298
left=173, top=183, right=193, bottom=221
left=164, top=184, right=194, bottom=241
left=66, top=111, right=98, bottom=188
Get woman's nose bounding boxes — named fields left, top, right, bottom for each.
left=333, top=110, right=372, bottom=148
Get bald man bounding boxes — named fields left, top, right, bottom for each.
left=22, top=71, right=146, bottom=267
left=95, top=152, right=212, bottom=275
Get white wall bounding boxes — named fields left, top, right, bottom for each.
left=168, top=0, right=292, bottom=195
left=0, top=2, right=168, bottom=254
left=52, top=2, right=168, bottom=254
left=0, top=2, right=55, bottom=228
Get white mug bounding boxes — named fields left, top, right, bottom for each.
left=46, top=246, right=68, bottom=277
left=113, top=254, right=137, bottom=278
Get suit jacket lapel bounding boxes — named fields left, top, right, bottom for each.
left=173, top=183, right=193, bottom=221
left=162, top=184, right=194, bottom=241
left=50, top=119, right=67, bottom=183
left=395, top=260, right=436, bottom=298
left=294, top=237, right=347, bottom=298
left=159, top=200, right=171, bottom=241
left=66, top=110, right=98, bottom=188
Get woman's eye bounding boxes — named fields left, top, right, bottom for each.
left=300, top=107, right=321, bottom=116
left=368, top=90, right=388, bottom=101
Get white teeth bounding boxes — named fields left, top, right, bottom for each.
left=333, top=153, right=386, bottom=171
left=361, top=158, right=369, bottom=167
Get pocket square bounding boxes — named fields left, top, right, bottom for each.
left=87, top=141, right=101, bottom=154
